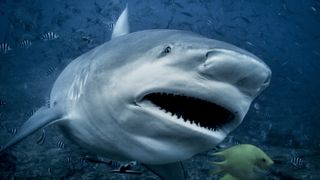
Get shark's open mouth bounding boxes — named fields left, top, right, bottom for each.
left=142, top=93, right=235, bottom=131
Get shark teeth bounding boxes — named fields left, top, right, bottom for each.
left=142, top=92, right=235, bottom=132
left=156, top=103, right=218, bottom=132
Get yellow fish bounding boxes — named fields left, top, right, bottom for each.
left=209, top=144, right=273, bottom=180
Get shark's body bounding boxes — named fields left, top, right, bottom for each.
left=1, top=6, right=271, bottom=179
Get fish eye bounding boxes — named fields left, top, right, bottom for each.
left=261, top=158, right=266, bottom=162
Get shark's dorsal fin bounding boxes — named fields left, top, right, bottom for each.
left=0, top=106, right=63, bottom=152
left=111, top=4, right=129, bottom=39
left=143, top=162, right=186, bottom=180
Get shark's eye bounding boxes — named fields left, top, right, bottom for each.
left=261, top=158, right=266, bottom=163
left=158, top=45, right=172, bottom=58
left=163, top=46, right=171, bottom=54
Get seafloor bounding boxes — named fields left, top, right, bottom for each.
left=1, top=129, right=319, bottom=179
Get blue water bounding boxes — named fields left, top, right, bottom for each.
left=0, top=0, right=319, bottom=179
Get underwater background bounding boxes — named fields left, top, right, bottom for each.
left=0, top=0, right=319, bottom=179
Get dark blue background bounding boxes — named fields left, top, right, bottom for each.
left=0, top=0, right=319, bottom=173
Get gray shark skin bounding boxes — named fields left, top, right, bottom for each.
left=0, top=6, right=271, bottom=180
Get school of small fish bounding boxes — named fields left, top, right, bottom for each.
left=0, top=32, right=60, bottom=54
left=0, top=1, right=318, bottom=179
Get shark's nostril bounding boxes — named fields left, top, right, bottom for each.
left=205, top=52, right=209, bottom=59
left=205, top=50, right=219, bottom=60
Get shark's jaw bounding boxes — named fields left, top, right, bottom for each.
left=142, top=92, right=235, bottom=132
left=134, top=84, right=243, bottom=141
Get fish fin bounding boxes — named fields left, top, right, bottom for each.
left=209, top=151, right=225, bottom=157
left=220, top=173, right=239, bottom=180
left=209, top=161, right=225, bottom=166
left=111, top=4, right=129, bottom=39
left=143, top=161, right=186, bottom=180
left=209, top=167, right=224, bottom=175
left=0, top=106, right=64, bottom=152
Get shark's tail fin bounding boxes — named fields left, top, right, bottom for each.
left=0, top=106, right=63, bottom=153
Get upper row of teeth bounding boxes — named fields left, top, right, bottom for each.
left=158, top=107, right=217, bottom=132
left=154, top=93, right=228, bottom=113
left=154, top=92, right=199, bottom=100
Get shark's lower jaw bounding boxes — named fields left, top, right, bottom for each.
left=141, top=92, right=235, bottom=132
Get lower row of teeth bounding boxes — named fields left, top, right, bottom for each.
left=159, top=107, right=216, bottom=131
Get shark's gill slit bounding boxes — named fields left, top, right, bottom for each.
left=143, top=93, right=235, bottom=130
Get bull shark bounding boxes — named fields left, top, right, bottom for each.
left=0, top=5, right=271, bottom=179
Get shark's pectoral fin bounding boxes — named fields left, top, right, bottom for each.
left=111, top=4, right=129, bottom=39
left=0, top=106, right=64, bottom=152
left=143, top=161, right=186, bottom=180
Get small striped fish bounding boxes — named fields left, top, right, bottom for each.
left=47, top=167, right=52, bottom=175
left=45, top=97, right=50, bottom=108
left=79, top=157, right=88, bottom=166
left=290, top=155, right=304, bottom=169
left=0, top=99, right=6, bottom=106
left=206, top=19, right=213, bottom=26
left=41, top=32, right=59, bottom=41
left=262, top=112, right=272, bottom=120
left=36, top=129, right=46, bottom=145
left=106, top=22, right=115, bottom=31
left=0, top=112, right=6, bottom=120
left=253, top=102, right=260, bottom=110
left=24, top=109, right=37, bottom=118
left=19, top=40, right=32, bottom=48
left=0, top=42, right=12, bottom=54
left=8, top=127, right=17, bottom=135
left=46, top=66, right=57, bottom=76
left=56, top=139, right=65, bottom=149
left=109, top=160, right=122, bottom=169
left=245, top=41, right=254, bottom=46
left=64, top=156, right=72, bottom=164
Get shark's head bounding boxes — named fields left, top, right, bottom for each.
left=92, top=30, right=271, bottom=164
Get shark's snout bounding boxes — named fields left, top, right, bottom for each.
left=200, top=49, right=271, bottom=95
